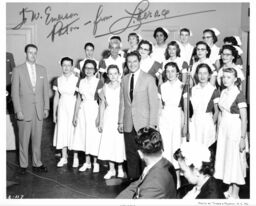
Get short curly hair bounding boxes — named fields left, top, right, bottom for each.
left=135, top=127, right=163, bottom=154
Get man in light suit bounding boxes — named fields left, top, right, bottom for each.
left=11, top=44, right=49, bottom=174
left=118, top=51, right=159, bottom=181
left=117, top=127, right=177, bottom=199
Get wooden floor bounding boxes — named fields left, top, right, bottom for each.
left=6, top=115, right=250, bottom=199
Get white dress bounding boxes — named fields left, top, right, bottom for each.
left=214, top=86, right=247, bottom=185
left=209, top=44, right=220, bottom=65
left=159, top=79, right=183, bottom=168
left=97, top=84, right=126, bottom=163
left=71, top=76, right=102, bottom=156
left=179, top=42, right=194, bottom=64
left=188, top=83, right=219, bottom=147
left=151, top=44, right=167, bottom=63
left=53, top=74, right=78, bottom=149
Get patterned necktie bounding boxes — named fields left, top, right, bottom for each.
left=130, top=74, right=134, bottom=101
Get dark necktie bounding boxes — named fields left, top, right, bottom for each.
left=130, top=74, right=134, bottom=102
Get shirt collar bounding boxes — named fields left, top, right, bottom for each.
left=26, top=61, right=35, bottom=68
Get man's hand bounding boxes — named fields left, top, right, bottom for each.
left=44, top=110, right=49, bottom=119
left=118, top=124, right=124, bottom=133
left=16, top=112, right=24, bottom=120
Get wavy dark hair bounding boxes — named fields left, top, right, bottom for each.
left=138, top=40, right=153, bottom=55
left=107, top=64, right=120, bottom=74
left=165, top=41, right=181, bottom=60
left=223, top=36, right=238, bottom=46
left=81, top=59, right=97, bottom=78
left=84, top=42, right=95, bottom=50
left=220, top=44, right=238, bottom=63
left=153, top=27, right=168, bottom=41
left=191, top=41, right=211, bottom=63
left=60, top=57, right=73, bottom=66
left=126, top=50, right=141, bottom=62
left=135, top=127, right=163, bottom=154
left=203, top=29, right=218, bottom=44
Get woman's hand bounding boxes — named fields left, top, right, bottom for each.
left=53, top=114, right=57, bottom=123
left=239, top=138, right=246, bottom=153
left=73, top=117, right=77, bottom=127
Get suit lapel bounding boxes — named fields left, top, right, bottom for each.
left=35, top=64, right=40, bottom=92
left=23, top=63, right=34, bottom=91
left=126, top=73, right=132, bottom=103
left=133, top=70, right=143, bottom=93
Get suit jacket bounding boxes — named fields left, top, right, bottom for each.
left=6, top=52, right=15, bottom=86
left=11, top=63, right=49, bottom=121
left=177, top=177, right=225, bottom=199
left=118, top=70, right=159, bottom=132
left=116, top=157, right=177, bottom=199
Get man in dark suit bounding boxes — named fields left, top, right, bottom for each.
left=11, top=44, right=49, bottom=174
left=6, top=52, right=15, bottom=114
left=118, top=51, right=160, bottom=181
left=117, top=127, right=176, bottom=199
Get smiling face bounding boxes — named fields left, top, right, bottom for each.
left=221, top=48, right=234, bottom=65
left=139, top=43, right=150, bottom=59
left=166, top=65, right=179, bottom=81
left=222, top=71, right=237, bottom=88
left=26, top=46, right=37, bottom=64
left=155, top=31, right=165, bottom=45
left=197, top=66, right=210, bottom=84
left=196, top=44, right=208, bottom=60
left=180, top=31, right=190, bottom=44
left=128, top=35, right=138, bottom=48
left=109, top=42, right=120, bottom=58
left=84, top=45, right=94, bottom=59
left=107, top=67, right=119, bottom=83
left=168, top=45, right=177, bottom=58
left=62, top=60, right=72, bottom=75
left=127, top=55, right=140, bottom=73
left=84, top=62, right=96, bottom=77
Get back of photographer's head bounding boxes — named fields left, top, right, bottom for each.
left=135, top=127, right=163, bottom=155
left=174, top=142, right=214, bottom=177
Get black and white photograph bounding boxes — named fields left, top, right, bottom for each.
left=1, top=0, right=255, bottom=205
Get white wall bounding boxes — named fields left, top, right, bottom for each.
left=6, top=2, right=247, bottom=89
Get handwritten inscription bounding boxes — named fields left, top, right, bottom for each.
left=93, top=5, right=112, bottom=35
left=13, top=6, right=81, bottom=42
left=12, top=0, right=216, bottom=42
left=108, top=0, right=169, bottom=35
left=44, top=6, right=78, bottom=25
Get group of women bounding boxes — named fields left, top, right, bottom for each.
left=52, top=26, right=248, bottom=199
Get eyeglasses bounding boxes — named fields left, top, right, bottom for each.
left=139, top=47, right=150, bottom=51
left=202, top=36, right=212, bottom=39
left=197, top=48, right=206, bottom=51
left=85, top=67, right=95, bottom=70
left=221, top=53, right=232, bottom=57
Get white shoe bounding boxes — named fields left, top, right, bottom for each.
left=117, top=169, right=125, bottom=178
left=93, top=163, right=100, bottom=173
left=224, top=191, right=231, bottom=199
left=104, top=170, right=116, bottom=179
left=79, top=163, right=91, bottom=172
left=57, top=158, right=67, bottom=167
left=72, top=158, right=79, bottom=168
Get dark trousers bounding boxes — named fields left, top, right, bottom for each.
left=124, top=127, right=144, bottom=180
